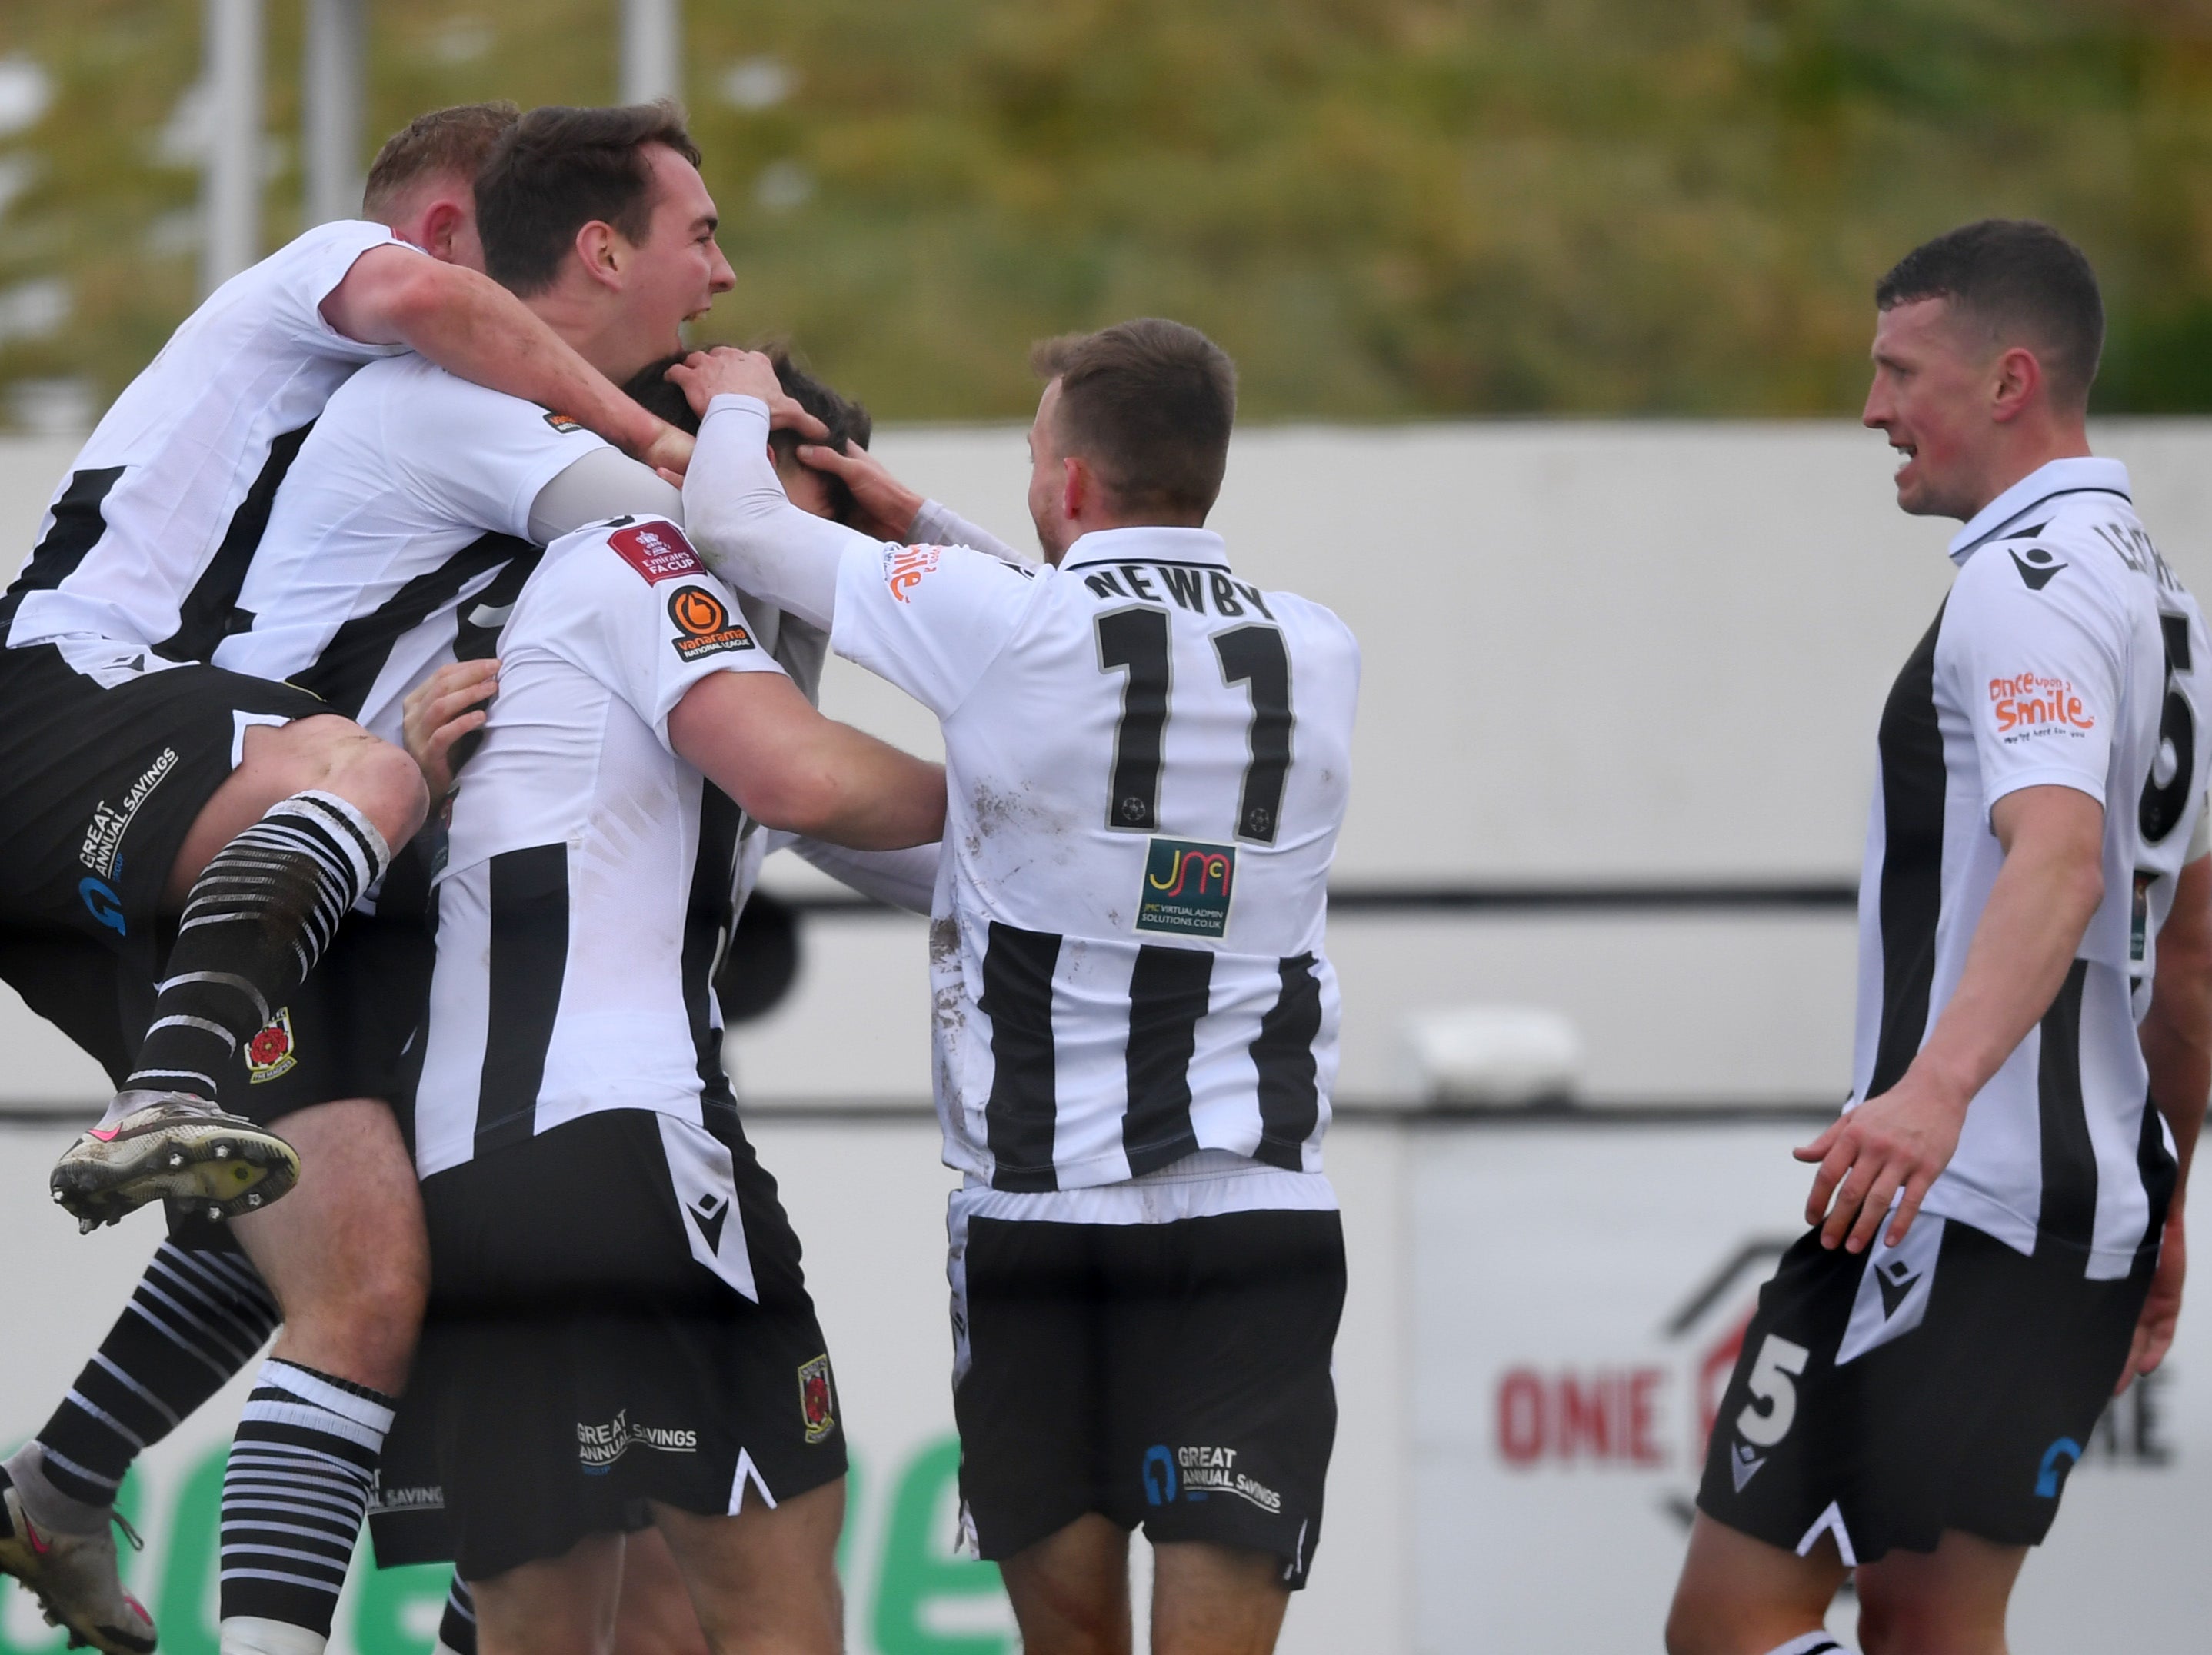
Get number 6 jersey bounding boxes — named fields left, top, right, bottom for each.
left=1851, top=456, right=2211, bottom=1278
left=831, top=524, right=1361, bottom=1193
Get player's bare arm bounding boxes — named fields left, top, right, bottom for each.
left=793, top=437, right=928, bottom=542
left=1797, top=783, right=2106, bottom=1254
left=2125, top=850, right=2212, bottom=1391
left=668, top=671, right=946, bottom=851
left=321, top=245, right=693, bottom=476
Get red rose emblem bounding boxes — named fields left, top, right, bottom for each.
left=248, top=1025, right=290, bottom=1067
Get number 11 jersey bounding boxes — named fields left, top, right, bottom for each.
left=831, top=525, right=1361, bottom=1193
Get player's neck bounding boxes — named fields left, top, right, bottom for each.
left=1957, top=420, right=2093, bottom=521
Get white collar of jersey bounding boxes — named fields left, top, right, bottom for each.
left=1061, top=525, right=1231, bottom=571
left=1947, top=455, right=2132, bottom=564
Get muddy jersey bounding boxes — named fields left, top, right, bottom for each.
left=1850, top=457, right=2211, bottom=1277
left=830, top=524, right=1361, bottom=1193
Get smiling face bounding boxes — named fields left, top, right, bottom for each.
left=1862, top=295, right=2011, bottom=521
left=601, top=143, right=736, bottom=378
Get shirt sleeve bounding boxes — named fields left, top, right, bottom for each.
left=1942, top=539, right=2128, bottom=818
left=540, top=518, right=788, bottom=752
left=386, top=368, right=612, bottom=541
left=909, top=498, right=1028, bottom=564
left=269, top=220, right=416, bottom=364
left=829, top=537, right=1044, bottom=718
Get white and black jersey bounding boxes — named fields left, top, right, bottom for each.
left=829, top=524, right=1360, bottom=1194
left=5, top=220, right=409, bottom=657
left=411, top=518, right=788, bottom=1179
left=1852, top=456, right=2212, bottom=1277
left=212, top=353, right=611, bottom=748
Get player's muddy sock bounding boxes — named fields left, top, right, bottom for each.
left=1757, top=1635, right=1849, bottom=1655
left=128, top=791, right=388, bottom=1104
left=435, top=1577, right=476, bottom=1655
left=20, top=1240, right=280, bottom=1520
left=217, top=1358, right=395, bottom=1649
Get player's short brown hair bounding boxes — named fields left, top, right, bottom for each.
left=1877, top=220, right=2105, bottom=410
left=361, top=102, right=520, bottom=217
left=1031, top=319, right=1237, bottom=521
left=476, top=102, right=703, bottom=298
left=618, top=350, right=874, bottom=526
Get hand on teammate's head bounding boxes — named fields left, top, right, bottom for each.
left=666, top=348, right=828, bottom=442
left=795, top=440, right=924, bottom=542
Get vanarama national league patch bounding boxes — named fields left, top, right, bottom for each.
left=1136, top=838, right=1236, bottom=938
left=667, top=585, right=756, bottom=663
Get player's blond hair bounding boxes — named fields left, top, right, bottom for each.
left=362, top=102, right=522, bottom=218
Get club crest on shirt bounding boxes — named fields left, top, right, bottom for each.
left=542, top=410, right=585, bottom=434
left=884, top=544, right=942, bottom=602
left=609, top=520, right=704, bottom=584
left=797, top=1354, right=837, bottom=1444
left=668, top=585, right=757, bottom=662
left=1136, top=837, right=1237, bottom=938
left=246, top=1008, right=298, bottom=1084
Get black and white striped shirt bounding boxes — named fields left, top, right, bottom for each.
left=831, top=522, right=1361, bottom=1194
left=1851, top=458, right=2211, bottom=1277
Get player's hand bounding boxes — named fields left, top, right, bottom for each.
left=2120, top=1208, right=2186, bottom=1396
left=665, top=349, right=829, bottom=441
left=635, top=419, right=695, bottom=481
left=403, top=657, right=500, bottom=798
left=796, top=439, right=926, bottom=542
left=1794, top=1067, right=1969, bottom=1253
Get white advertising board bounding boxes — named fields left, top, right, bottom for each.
left=1411, top=1119, right=2212, bottom=1653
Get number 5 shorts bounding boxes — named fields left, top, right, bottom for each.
left=1694, top=1217, right=2157, bottom=1563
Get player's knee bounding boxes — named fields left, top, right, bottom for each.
left=261, top=717, right=428, bottom=845
left=324, top=726, right=430, bottom=844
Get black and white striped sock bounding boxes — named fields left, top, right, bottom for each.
left=14, top=1241, right=278, bottom=1518
left=127, top=791, right=389, bottom=1103
left=435, top=1577, right=477, bottom=1655
left=1757, top=1635, right=1849, bottom=1655
left=218, top=1358, right=395, bottom=1649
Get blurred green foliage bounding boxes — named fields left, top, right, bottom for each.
left=5, top=0, right=2212, bottom=425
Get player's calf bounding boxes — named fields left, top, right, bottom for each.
left=1150, top=1540, right=1290, bottom=1655
left=649, top=1484, right=844, bottom=1655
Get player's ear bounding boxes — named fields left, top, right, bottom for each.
left=574, top=219, right=624, bottom=291
left=1990, top=345, right=2041, bottom=425
left=1061, top=455, right=1088, bottom=521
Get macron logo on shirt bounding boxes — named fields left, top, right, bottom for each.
left=609, top=521, right=703, bottom=584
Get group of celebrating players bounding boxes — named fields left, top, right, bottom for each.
left=0, top=88, right=2195, bottom=1655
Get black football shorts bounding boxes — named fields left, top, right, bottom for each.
left=372, top=1107, right=845, bottom=1582
left=0, top=640, right=328, bottom=977
left=1696, top=1217, right=2156, bottom=1562
left=949, top=1199, right=1344, bottom=1588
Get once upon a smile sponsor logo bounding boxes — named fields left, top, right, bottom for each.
left=1988, top=671, right=2095, bottom=740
